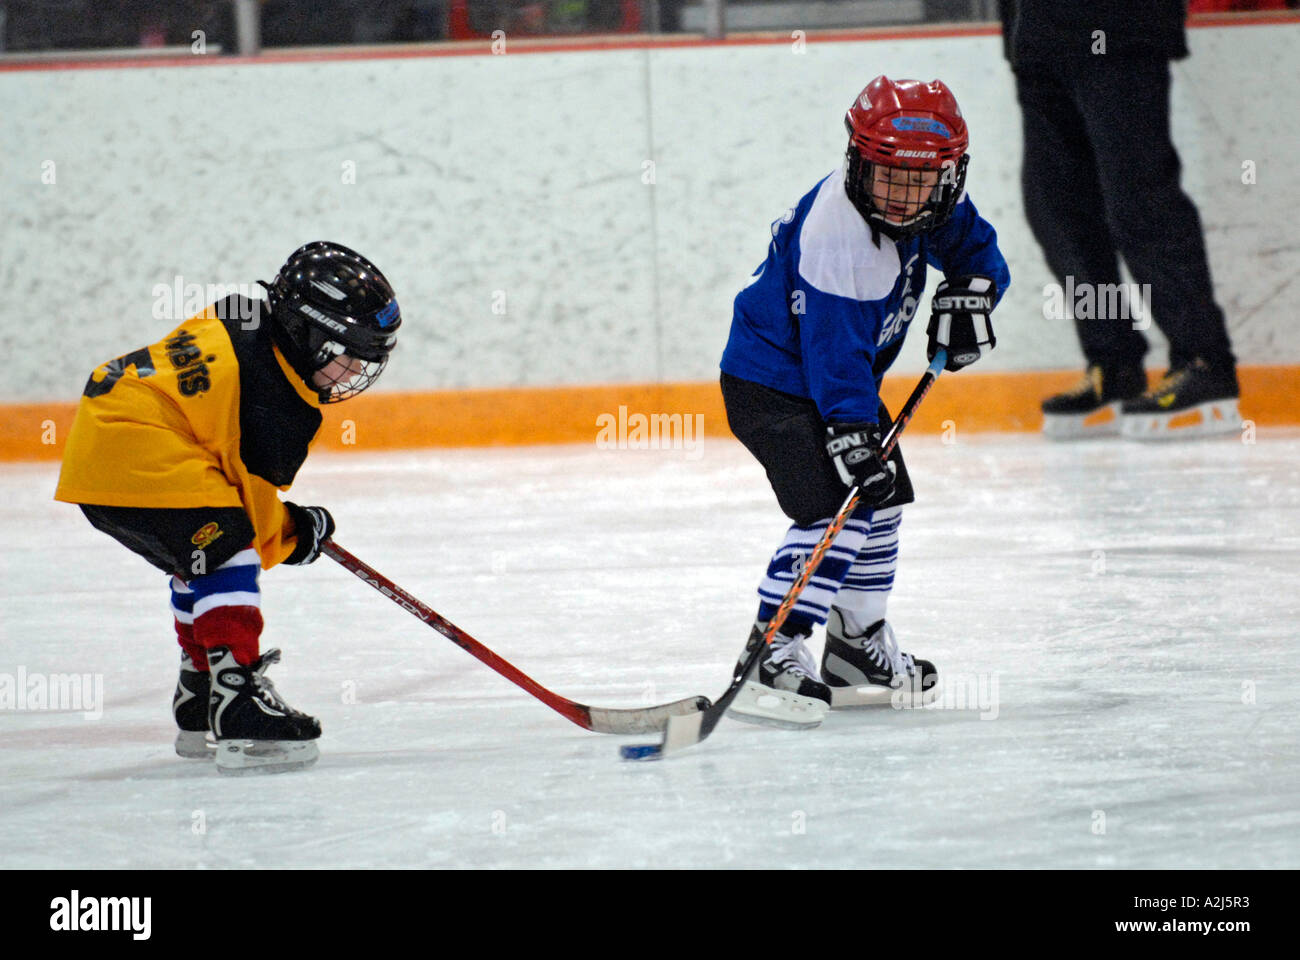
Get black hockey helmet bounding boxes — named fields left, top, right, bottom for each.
left=261, top=241, right=400, bottom=403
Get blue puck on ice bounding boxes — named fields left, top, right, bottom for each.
left=620, top=744, right=662, bottom=761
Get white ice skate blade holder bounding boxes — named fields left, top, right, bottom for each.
left=830, top=679, right=939, bottom=709
left=174, top=730, right=215, bottom=760
left=1121, top=399, right=1240, bottom=440
left=215, top=739, right=319, bottom=776
left=726, top=681, right=828, bottom=730
left=1042, top=402, right=1122, bottom=440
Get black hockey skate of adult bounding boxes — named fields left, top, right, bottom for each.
left=1041, top=364, right=1145, bottom=440
left=1120, top=358, right=1240, bottom=440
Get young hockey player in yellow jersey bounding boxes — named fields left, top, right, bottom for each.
left=55, top=241, right=401, bottom=774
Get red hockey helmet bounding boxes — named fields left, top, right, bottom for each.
left=843, top=76, right=970, bottom=240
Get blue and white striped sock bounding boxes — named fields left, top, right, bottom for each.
left=756, top=515, right=873, bottom=635
left=833, top=506, right=902, bottom=630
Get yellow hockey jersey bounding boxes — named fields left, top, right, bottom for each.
left=55, top=297, right=324, bottom=569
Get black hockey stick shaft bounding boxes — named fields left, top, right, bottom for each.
left=324, top=541, right=709, bottom=734
left=621, top=350, right=947, bottom=758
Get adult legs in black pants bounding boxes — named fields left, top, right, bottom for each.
left=1076, top=57, right=1233, bottom=370
left=1017, top=55, right=1239, bottom=438
left=1015, top=65, right=1149, bottom=373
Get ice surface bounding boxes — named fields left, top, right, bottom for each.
left=3, top=432, right=1298, bottom=868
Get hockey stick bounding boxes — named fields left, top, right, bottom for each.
left=323, top=541, right=710, bottom=734
left=620, top=349, right=949, bottom=760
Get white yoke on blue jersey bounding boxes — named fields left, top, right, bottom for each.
left=721, top=164, right=1011, bottom=424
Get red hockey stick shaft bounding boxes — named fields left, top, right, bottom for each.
left=322, top=541, right=708, bottom=734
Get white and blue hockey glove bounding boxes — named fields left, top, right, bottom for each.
left=926, top=274, right=997, bottom=372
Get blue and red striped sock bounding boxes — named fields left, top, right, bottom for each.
left=186, top=545, right=263, bottom=667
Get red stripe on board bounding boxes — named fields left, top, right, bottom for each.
left=0, top=24, right=995, bottom=74
left=1189, top=11, right=1300, bottom=28
left=2, top=12, right=1289, bottom=72
left=0, top=13, right=1294, bottom=73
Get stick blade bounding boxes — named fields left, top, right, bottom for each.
left=619, top=706, right=705, bottom=761
left=587, top=695, right=711, bottom=735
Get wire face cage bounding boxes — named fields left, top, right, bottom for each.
left=309, top=341, right=389, bottom=403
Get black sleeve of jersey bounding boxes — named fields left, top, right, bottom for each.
left=219, top=298, right=323, bottom=488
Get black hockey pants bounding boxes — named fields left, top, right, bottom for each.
left=720, top=372, right=914, bottom=527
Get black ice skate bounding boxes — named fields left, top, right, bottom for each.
left=208, top=646, right=321, bottom=775
left=726, top=621, right=831, bottom=730
left=172, top=649, right=214, bottom=759
left=821, top=608, right=937, bottom=707
left=1041, top=363, right=1146, bottom=440
left=1120, top=357, right=1240, bottom=440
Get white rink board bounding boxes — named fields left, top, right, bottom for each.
left=2, top=24, right=1299, bottom=403
left=2, top=433, right=1298, bottom=868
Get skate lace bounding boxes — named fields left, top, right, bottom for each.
left=862, top=622, right=915, bottom=677
left=769, top=632, right=821, bottom=680
left=249, top=649, right=302, bottom=716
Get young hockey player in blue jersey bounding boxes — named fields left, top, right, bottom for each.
left=719, top=75, right=1011, bottom=728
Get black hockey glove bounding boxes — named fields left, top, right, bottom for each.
left=284, top=502, right=335, bottom=565
left=825, top=422, right=896, bottom=506
left=926, top=274, right=997, bottom=372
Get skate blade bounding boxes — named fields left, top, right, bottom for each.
left=726, top=681, right=827, bottom=730
left=1121, top=399, right=1240, bottom=440
left=830, top=681, right=940, bottom=708
left=215, top=739, right=319, bottom=776
left=1042, top=403, right=1121, bottom=440
left=174, top=730, right=215, bottom=759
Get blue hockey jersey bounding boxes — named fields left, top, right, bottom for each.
left=720, top=165, right=1010, bottom=423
